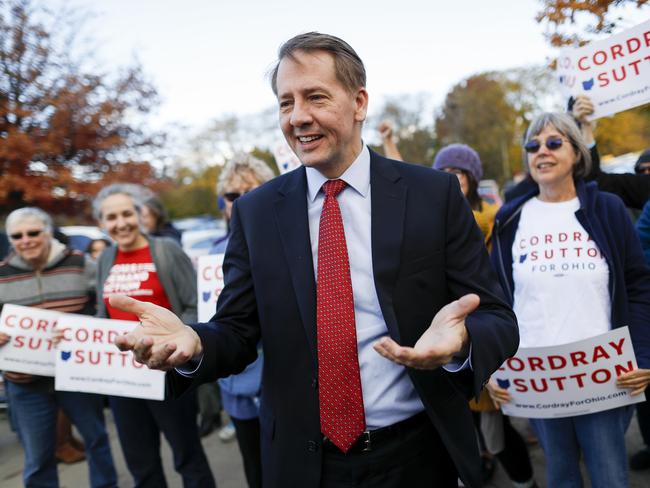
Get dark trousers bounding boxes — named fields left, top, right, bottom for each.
left=232, top=416, right=262, bottom=488
left=636, top=387, right=650, bottom=448
left=109, top=394, right=215, bottom=488
left=320, top=416, right=458, bottom=488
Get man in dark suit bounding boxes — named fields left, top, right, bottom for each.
left=112, top=32, right=518, bottom=488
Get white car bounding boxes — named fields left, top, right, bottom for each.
left=59, top=226, right=111, bottom=252
left=182, top=228, right=227, bottom=269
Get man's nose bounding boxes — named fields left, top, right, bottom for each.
left=290, top=100, right=312, bottom=127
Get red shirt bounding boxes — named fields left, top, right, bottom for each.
left=103, top=246, right=172, bottom=321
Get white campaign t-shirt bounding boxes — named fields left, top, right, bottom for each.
left=512, top=197, right=611, bottom=348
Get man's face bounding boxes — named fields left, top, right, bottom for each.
left=222, top=171, right=262, bottom=221
left=276, top=50, right=368, bottom=179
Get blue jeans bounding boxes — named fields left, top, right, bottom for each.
left=5, top=380, right=117, bottom=488
left=109, top=393, right=215, bottom=488
left=530, top=406, right=633, bottom=488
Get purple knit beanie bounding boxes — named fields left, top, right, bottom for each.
left=432, top=144, right=483, bottom=183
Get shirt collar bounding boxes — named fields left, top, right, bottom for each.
left=306, top=144, right=370, bottom=202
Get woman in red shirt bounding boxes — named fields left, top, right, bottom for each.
left=93, top=183, right=215, bottom=488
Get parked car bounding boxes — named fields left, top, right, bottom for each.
left=59, top=226, right=111, bottom=253
left=182, top=227, right=227, bottom=269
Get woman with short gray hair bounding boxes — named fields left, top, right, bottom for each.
left=490, top=113, right=650, bottom=487
left=0, top=207, right=117, bottom=487
left=93, top=184, right=216, bottom=488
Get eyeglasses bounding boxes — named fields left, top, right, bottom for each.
left=636, top=165, right=650, bottom=175
left=524, top=137, right=566, bottom=154
left=223, top=191, right=251, bottom=202
left=9, top=229, right=43, bottom=240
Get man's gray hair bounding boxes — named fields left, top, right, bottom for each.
left=93, top=183, right=147, bottom=220
left=525, top=112, right=592, bottom=180
left=6, top=207, right=53, bottom=234
left=217, top=152, right=275, bottom=195
left=269, top=32, right=366, bottom=95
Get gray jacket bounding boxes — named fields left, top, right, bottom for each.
left=96, top=236, right=197, bottom=322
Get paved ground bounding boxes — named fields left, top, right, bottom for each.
left=1, top=407, right=650, bottom=487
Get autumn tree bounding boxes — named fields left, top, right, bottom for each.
left=0, top=0, right=161, bottom=216
left=537, top=0, right=649, bottom=46
left=595, top=105, right=650, bottom=155
left=435, top=74, right=522, bottom=183
left=368, top=94, right=436, bottom=165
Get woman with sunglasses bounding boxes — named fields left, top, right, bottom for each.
left=0, top=207, right=117, bottom=488
left=209, top=153, right=274, bottom=488
left=93, top=184, right=216, bottom=488
left=490, top=112, right=650, bottom=487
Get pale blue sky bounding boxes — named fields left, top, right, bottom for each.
left=70, top=0, right=560, bottom=130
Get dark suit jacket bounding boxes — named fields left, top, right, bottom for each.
left=170, top=150, right=518, bottom=487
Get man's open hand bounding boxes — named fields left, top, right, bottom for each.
left=110, top=295, right=203, bottom=371
left=373, top=294, right=477, bottom=369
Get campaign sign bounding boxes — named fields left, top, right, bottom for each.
left=273, top=140, right=302, bottom=175
left=197, top=253, right=225, bottom=322
left=55, top=315, right=165, bottom=400
left=557, top=18, right=650, bottom=118
left=496, top=327, right=645, bottom=418
left=0, top=304, right=61, bottom=376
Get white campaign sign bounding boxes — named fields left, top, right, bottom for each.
left=557, top=19, right=650, bottom=118
left=273, top=140, right=302, bottom=175
left=197, top=253, right=225, bottom=322
left=495, top=327, right=645, bottom=418
left=0, top=304, right=61, bottom=376
left=55, top=315, right=165, bottom=400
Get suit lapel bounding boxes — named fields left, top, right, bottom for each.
left=370, top=151, right=407, bottom=342
left=273, top=167, right=318, bottom=364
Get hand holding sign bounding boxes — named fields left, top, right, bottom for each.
left=571, top=95, right=595, bottom=123
left=110, top=295, right=203, bottom=371
left=0, top=331, right=10, bottom=346
left=373, top=294, right=477, bottom=369
left=616, top=368, right=650, bottom=396
left=486, top=379, right=512, bottom=409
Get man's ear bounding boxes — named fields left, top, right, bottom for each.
left=354, top=88, right=369, bottom=123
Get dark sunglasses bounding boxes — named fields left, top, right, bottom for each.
left=524, top=137, right=565, bottom=154
left=223, top=191, right=250, bottom=202
left=10, top=229, right=43, bottom=240
left=636, top=165, right=650, bottom=175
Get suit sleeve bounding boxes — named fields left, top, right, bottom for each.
left=442, top=176, right=519, bottom=397
left=167, top=201, right=260, bottom=397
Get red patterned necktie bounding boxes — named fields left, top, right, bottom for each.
left=317, top=179, right=366, bottom=453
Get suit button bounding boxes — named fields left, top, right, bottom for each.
left=311, top=378, right=318, bottom=389
left=307, top=440, right=319, bottom=452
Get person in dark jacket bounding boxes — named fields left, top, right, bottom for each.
left=490, top=112, right=650, bottom=488
left=630, top=174, right=650, bottom=470
left=140, top=193, right=182, bottom=243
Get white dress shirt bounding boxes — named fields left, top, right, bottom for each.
left=306, top=145, right=424, bottom=429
